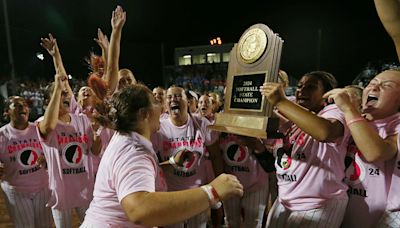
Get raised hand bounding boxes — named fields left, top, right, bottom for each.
left=209, top=173, right=244, bottom=200
left=94, top=28, right=109, bottom=51
left=40, top=33, right=58, bottom=56
left=323, top=88, right=356, bottom=113
left=111, top=5, right=126, bottom=30
left=259, top=82, right=286, bottom=106
left=54, top=73, right=68, bottom=91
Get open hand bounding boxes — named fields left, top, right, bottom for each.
left=111, top=5, right=126, bottom=30
left=94, top=28, right=109, bottom=51
left=40, top=33, right=58, bottom=56
left=260, top=82, right=286, bottom=106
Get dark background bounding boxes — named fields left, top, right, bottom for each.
left=0, top=0, right=398, bottom=88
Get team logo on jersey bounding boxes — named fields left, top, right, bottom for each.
left=171, top=149, right=200, bottom=172
left=223, top=142, right=249, bottom=165
left=344, top=139, right=365, bottom=186
left=17, top=147, right=39, bottom=168
left=344, top=146, right=365, bottom=186
left=62, top=142, right=84, bottom=168
left=276, top=147, right=292, bottom=170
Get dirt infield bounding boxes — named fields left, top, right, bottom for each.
left=0, top=190, right=13, bottom=228
left=0, top=189, right=80, bottom=227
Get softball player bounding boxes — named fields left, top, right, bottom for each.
left=151, top=86, right=223, bottom=228
left=37, top=74, right=100, bottom=228
left=220, top=134, right=269, bottom=228
left=261, top=71, right=350, bottom=227
left=0, top=96, right=53, bottom=228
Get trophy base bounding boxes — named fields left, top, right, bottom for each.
left=208, top=113, right=279, bottom=139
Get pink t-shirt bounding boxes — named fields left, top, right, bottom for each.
left=160, top=112, right=169, bottom=120
left=36, top=113, right=96, bottom=210
left=69, top=95, right=80, bottom=114
left=219, top=134, right=267, bottom=192
left=342, top=113, right=400, bottom=227
left=151, top=115, right=217, bottom=191
left=90, top=126, right=114, bottom=175
left=381, top=113, right=400, bottom=212
left=84, top=132, right=167, bottom=227
left=0, top=123, right=48, bottom=193
left=275, top=104, right=350, bottom=211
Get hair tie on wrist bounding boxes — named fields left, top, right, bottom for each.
left=346, top=117, right=365, bottom=127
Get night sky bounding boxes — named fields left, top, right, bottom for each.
left=0, top=0, right=398, bottom=88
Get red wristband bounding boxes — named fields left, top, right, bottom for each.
left=210, top=185, right=220, bottom=201
left=201, top=185, right=222, bottom=209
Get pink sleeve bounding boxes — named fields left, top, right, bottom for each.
left=35, top=120, right=56, bottom=145
left=199, top=116, right=218, bottom=146
left=319, top=104, right=349, bottom=146
left=319, top=104, right=346, bottom=126
left=69, top=95, right=79, bottom=114
left=114, top=152, right=157, bottom=202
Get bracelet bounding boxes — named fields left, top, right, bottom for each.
left=200, top=185, right=222, bottom=209
left=346, top=117, right=365, bottom=127
left=168, top=156, right=177, bottom=166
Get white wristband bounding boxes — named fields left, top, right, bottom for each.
left=168, top=156, right=189, bottom=172
left=200, top=185, right=222, bottom=209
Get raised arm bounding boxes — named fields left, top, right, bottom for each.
left=324, top=88, right=398, bottom=162
left=94, top=28, right=109, bottom=76
left=121, top=173, right=243, bottom=226
left=38, top=74, right=66, bottom=138
left=374, top=0, right=400, bottom=60
left=40, top=34, right=73, bottom=97
left=105, top=5, right=126, bottom=94
left=260, top=82, right=344, bottom=142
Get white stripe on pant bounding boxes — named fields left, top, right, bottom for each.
left=266, top=197, right=348, bottom=228
left=52, top=206, right=87, bottom=228
left=223, top=183, right=269, bottom=228
left=165, top=210, right=209, bottom=228
left=1, top=182, right=53, bottom=228
left=378, top=211, right=400, bottom=228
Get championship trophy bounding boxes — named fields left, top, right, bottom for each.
left=208, top=23, right=283, bottom=139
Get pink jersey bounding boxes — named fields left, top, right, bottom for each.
left=382, top=113, right=400, bottom=212
left=69, top=95, right=80, bottom=114
left=0, top=123, right=48, bottom=193
left=275, top=104, right=350, bottom=211
left=342, top=113, right=400, bottom=227
left=219, top=134, right=267, bottom=192
left=151, top=115, right=217, bottom=191
left=36, top=113, right=96, bottom=210
left=84, top=131, right=167, bottom=227
left=160, top=112, right=169, bottom=120
left=91, top=126, right=114, bottom=175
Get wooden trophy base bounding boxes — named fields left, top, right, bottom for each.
left=208, top=112, right=279, bottom=139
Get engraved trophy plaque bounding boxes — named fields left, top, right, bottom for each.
left=208, top=23, right=283, bottom=138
